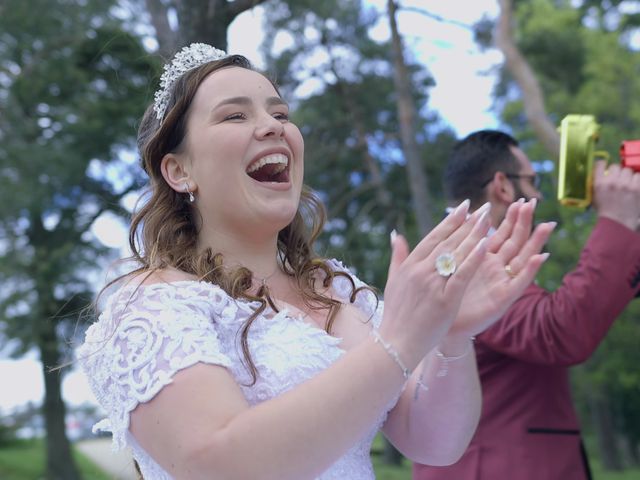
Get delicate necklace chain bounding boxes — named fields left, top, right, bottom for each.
left=259, top=271, right=278, bottom=287
left=254, top=263, right=281, bottom=289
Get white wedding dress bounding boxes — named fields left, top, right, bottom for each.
left=79, top=260, right=392, bottom=479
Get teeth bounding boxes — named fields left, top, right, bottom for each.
left=247, top=154, right=288, bottom=173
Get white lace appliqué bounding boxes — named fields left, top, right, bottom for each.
left=78, top=262, right=388, bottom=480
left=78, top=282, right=233, bottom=452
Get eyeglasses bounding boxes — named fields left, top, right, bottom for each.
left=506, top=173, right=541, bottom=189
left=481, top=172, right=541, bottom=189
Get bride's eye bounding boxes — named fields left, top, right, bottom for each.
left=224, top=112, right=246, bottom=121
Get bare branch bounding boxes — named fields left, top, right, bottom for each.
left=329, top=182, right=377, bottom=219
left=387, top=0, right=434, bottom=234
left=400, top=6, right=473, bottom=31
left=495, top=0, right=560, bottom=157
left=227, top=0, right=269, bottom=18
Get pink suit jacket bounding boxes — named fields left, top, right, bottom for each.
left=414, top=217, right=640, bottom=480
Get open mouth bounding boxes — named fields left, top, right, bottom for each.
left=246, top=153, right=290, bottom=183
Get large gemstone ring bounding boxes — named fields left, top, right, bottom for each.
left=435, top=253, right=456, bottom=277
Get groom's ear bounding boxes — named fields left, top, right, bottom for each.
left=482, top=172, right=516, bottom=230
left=486, top=171, right=516, bottom=205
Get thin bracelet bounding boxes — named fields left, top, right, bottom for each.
left=435, top=337, right=475, bottom=378
left=413, top=371, right=430, bottom=401
left=414, top=338, right=476, bottom=400
left=371, top=329, right=411, bottom=380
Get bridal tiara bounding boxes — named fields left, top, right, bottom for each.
left=153, top=43, right=229, bottom=120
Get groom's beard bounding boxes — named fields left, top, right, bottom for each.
left=512, top=181, right=530, bottom=203
left=512, top=182, right=537, bottom=234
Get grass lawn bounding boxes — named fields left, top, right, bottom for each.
left=372, top=455, right=412, bottom=479
left=370, top=434, right=640, bottom=480
left=0, top=438, right=111, bottom=480
left=2, top=435, right=639, bottom=479
left=371, top=455, right=640, bottom=480
left=371, top=434, right=411, bottom=479
left=589, top=458, right=640, bottom=480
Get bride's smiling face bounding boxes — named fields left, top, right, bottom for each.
left=164, top=66, right=305, bottom=236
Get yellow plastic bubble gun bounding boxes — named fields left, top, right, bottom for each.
left=557, top=114, right=609, bottom=208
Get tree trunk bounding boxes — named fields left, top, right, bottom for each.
left=146, top=0, right=270, bottom=55
left=387, top=0, right=433, bottom=236
left=382, top=437, right=403, bottom=466
left=145, top=0, right=179, bottom=58
left=38, top=313, right=80, bottom=480
left=618, top=433, right=639, bottom=468
left=587, top=386, right=623, bottom=471
left=495, top=0, right=560, bottom=158
left=176, top=0, right=230, bottom=50
left=27, top=209, right=80, bottom=480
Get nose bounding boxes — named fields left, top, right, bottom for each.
left=534, top=186, right=544, bottom=201
left=530, top=190, right=544, bottom=203
left=255, top=113, right=284, bottom=139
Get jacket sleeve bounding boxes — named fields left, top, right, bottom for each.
left=478, top=217, right=640, bottom=366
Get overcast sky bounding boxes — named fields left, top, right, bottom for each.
left=1, top=0, right=502, bottom=413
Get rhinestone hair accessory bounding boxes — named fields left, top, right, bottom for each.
left=153, top=43, right=228, bottom=120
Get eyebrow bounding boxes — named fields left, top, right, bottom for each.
left=212, top=96, right=288, bottom=111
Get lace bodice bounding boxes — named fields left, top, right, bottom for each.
left=78, top=259, right=390, bottom=479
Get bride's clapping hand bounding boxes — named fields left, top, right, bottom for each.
left=449, top=198, right=556, bottom=339
left=379, top=199, right=496, bottom=369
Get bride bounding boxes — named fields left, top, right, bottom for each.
left=79, top=43, right=553, bottom=479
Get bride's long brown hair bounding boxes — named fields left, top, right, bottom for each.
left=105, top=54, right=372, bottom=385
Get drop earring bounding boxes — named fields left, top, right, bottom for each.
left=184, top=183, right=195, bottom=203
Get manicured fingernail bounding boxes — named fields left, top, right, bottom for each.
left=455, top=199, right=470, bottom=215
left=540, top=252, right=550, bottom=262
left=390, top=229, right=397, bottom=244
left=548, top=221, right=557, bottom=229
left=478, top=209, right=490, bottom=225
left=517, top=198, right=525, bottom=204
left=530, top=198, right=538, bottom=208
left=476, top=201, right=491, bottom=217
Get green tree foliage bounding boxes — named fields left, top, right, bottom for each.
left=0, top=1, right=156, bottom=477
left=487, top=0, right=640, bottom=468
left=262, top=0, right=456, bottom=287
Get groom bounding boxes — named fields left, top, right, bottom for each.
left=413, top=129, right=640, bottom=480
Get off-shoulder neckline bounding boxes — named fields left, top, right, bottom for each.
left=107, top=271, right=350, bottom=347
left=116, top=258, right=347, bottom=293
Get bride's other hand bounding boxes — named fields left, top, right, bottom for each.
left=449, top=199, right=555, bottom=339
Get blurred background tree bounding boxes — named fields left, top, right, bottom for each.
left=0, top=0, right=156, bottom=477
left=261, top=0, right=455, bottom=289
